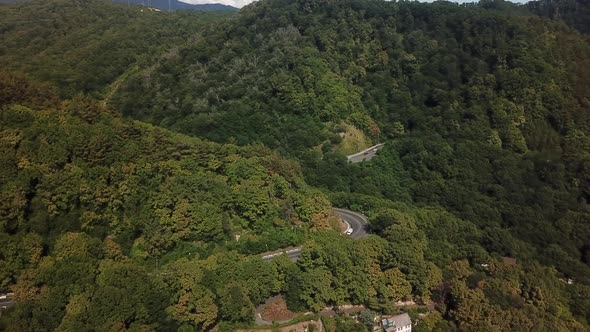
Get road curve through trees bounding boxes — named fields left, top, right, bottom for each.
left=261, top=208, right=368, bottom=261
left=0, top=293, right=14, bottom=314
left=333, top=208, right=368, bottom=239
left=346, top=143, right=384, bottom=163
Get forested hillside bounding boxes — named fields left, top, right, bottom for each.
left=112, top=0, right=590, bottom=152
left=528, top=0, right=590, bottom=33
left=1, top=0, right=590, bottom=330
left=112, top=0, right=590, bottom=280
left=0, top=71, right=342, bottom=330
left=3, top=73, right=588, bottom=331
left=0, top=0, right=232, bottom=97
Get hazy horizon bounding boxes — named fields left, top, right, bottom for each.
left=183, top=0, right=530, bottom=9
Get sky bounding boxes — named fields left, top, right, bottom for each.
left=183, top=0, right=528, bottom=9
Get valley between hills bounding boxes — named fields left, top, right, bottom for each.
left=1, top=0, right=590, bottom=331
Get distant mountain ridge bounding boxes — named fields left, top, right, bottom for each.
left=113, top=0, right=238, bottom=11
left=0, top=0, right=238, bottom=11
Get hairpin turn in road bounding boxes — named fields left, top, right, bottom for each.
left=262, top=208, right=368, bottom=261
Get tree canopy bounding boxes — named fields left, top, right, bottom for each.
left=1, top=0, right=590, bottom=330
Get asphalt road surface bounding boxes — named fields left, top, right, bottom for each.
left=0, top=293, right=14, bottom=311
left=333, top=208, right=368, bottom=239
left=347, top=143, right=384, bottom=163
left=261, top=248, right=302, bottom=262
left=261, top=208, right=368, bottom=261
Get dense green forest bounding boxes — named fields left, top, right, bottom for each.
left=1, top=0, right=590, bottom=331
left=112, top=0, right=590, bottom=280
left=528, top=0, right=590, bottom=33
left=0, top=0, right=232, bottom=97
left=0, top=71, right=339, bottom=330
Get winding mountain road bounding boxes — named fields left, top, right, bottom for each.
left=0, top=293, right=14, bottom=313
left=346, top=143, right=384, bottom=163
left=261, top=208, right=368, bottom=261
left=333, top=208, right=368, bottom=239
